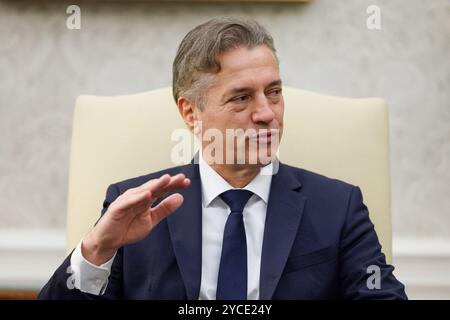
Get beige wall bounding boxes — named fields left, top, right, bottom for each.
left=0, top=0, right=449, bottom=239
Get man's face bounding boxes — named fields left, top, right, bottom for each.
left=194, top=44, right=284, bottom=167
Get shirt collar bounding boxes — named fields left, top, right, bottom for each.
left=198, top=154, right=273, bottom=208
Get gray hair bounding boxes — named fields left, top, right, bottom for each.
left=172, top=17, right=278, bottom=110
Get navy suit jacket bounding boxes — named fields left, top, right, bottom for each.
left=38, top=161, right=407, bottom=299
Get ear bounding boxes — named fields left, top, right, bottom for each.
left=177, top=96, right=197, bottom=133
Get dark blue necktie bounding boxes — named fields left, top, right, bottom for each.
left=216, top=189, right=253, bottom=300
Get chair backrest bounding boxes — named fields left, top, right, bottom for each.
left=66, top=86, right=392, bottom=262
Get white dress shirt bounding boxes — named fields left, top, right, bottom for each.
left=70, top=156, right=273, bottom=299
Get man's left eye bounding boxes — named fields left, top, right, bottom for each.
left=232, top=95, right=249, bottom=103
left=268, top=88, right=282, bottom=96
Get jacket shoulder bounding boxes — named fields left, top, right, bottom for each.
left=281, top=163, right=356, bottom=195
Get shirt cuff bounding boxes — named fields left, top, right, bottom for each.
left=69, top=240, right=117, bottom=296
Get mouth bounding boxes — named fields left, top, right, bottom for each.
left=248, top=129, right=279, bottom=144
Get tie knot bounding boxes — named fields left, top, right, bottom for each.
left=219, top=189, right=253, bottom=213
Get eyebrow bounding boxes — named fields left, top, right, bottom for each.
left=221, top=79, right=283, bottom=102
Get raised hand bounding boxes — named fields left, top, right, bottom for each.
left=82, top=173, right=190, bottom=265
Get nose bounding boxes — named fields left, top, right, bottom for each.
left=251, top=94, right=275, bottom=125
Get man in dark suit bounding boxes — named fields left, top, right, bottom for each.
left=39, top=17, right=407, bottom=300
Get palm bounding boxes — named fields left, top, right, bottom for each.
left=120, top=207, right=156, bottom=245
left=89, top=173, right=190, bottom=258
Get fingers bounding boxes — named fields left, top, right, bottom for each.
left=151, top=174, right=190, bottom=198
left=113, top=174, right=189, bottom=220
left=149, top=193, right=184, bottom=225
left=134, top=174, right=171, bottom=193
left=115, top=190, right=151, bottom=212
left=131, top=173, right=190, bottom=197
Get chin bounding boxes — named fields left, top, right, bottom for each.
left=247, top=149, right=277, bottom=167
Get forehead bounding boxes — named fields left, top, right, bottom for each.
left=215, top=45, right=280, bottom=89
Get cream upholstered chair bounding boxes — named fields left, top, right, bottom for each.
left=66, top=86, right=393, bottom=262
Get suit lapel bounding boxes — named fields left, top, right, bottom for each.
left=259, top=163, right=306, bottom=299
left=167, top=162, right=202, bottom=299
